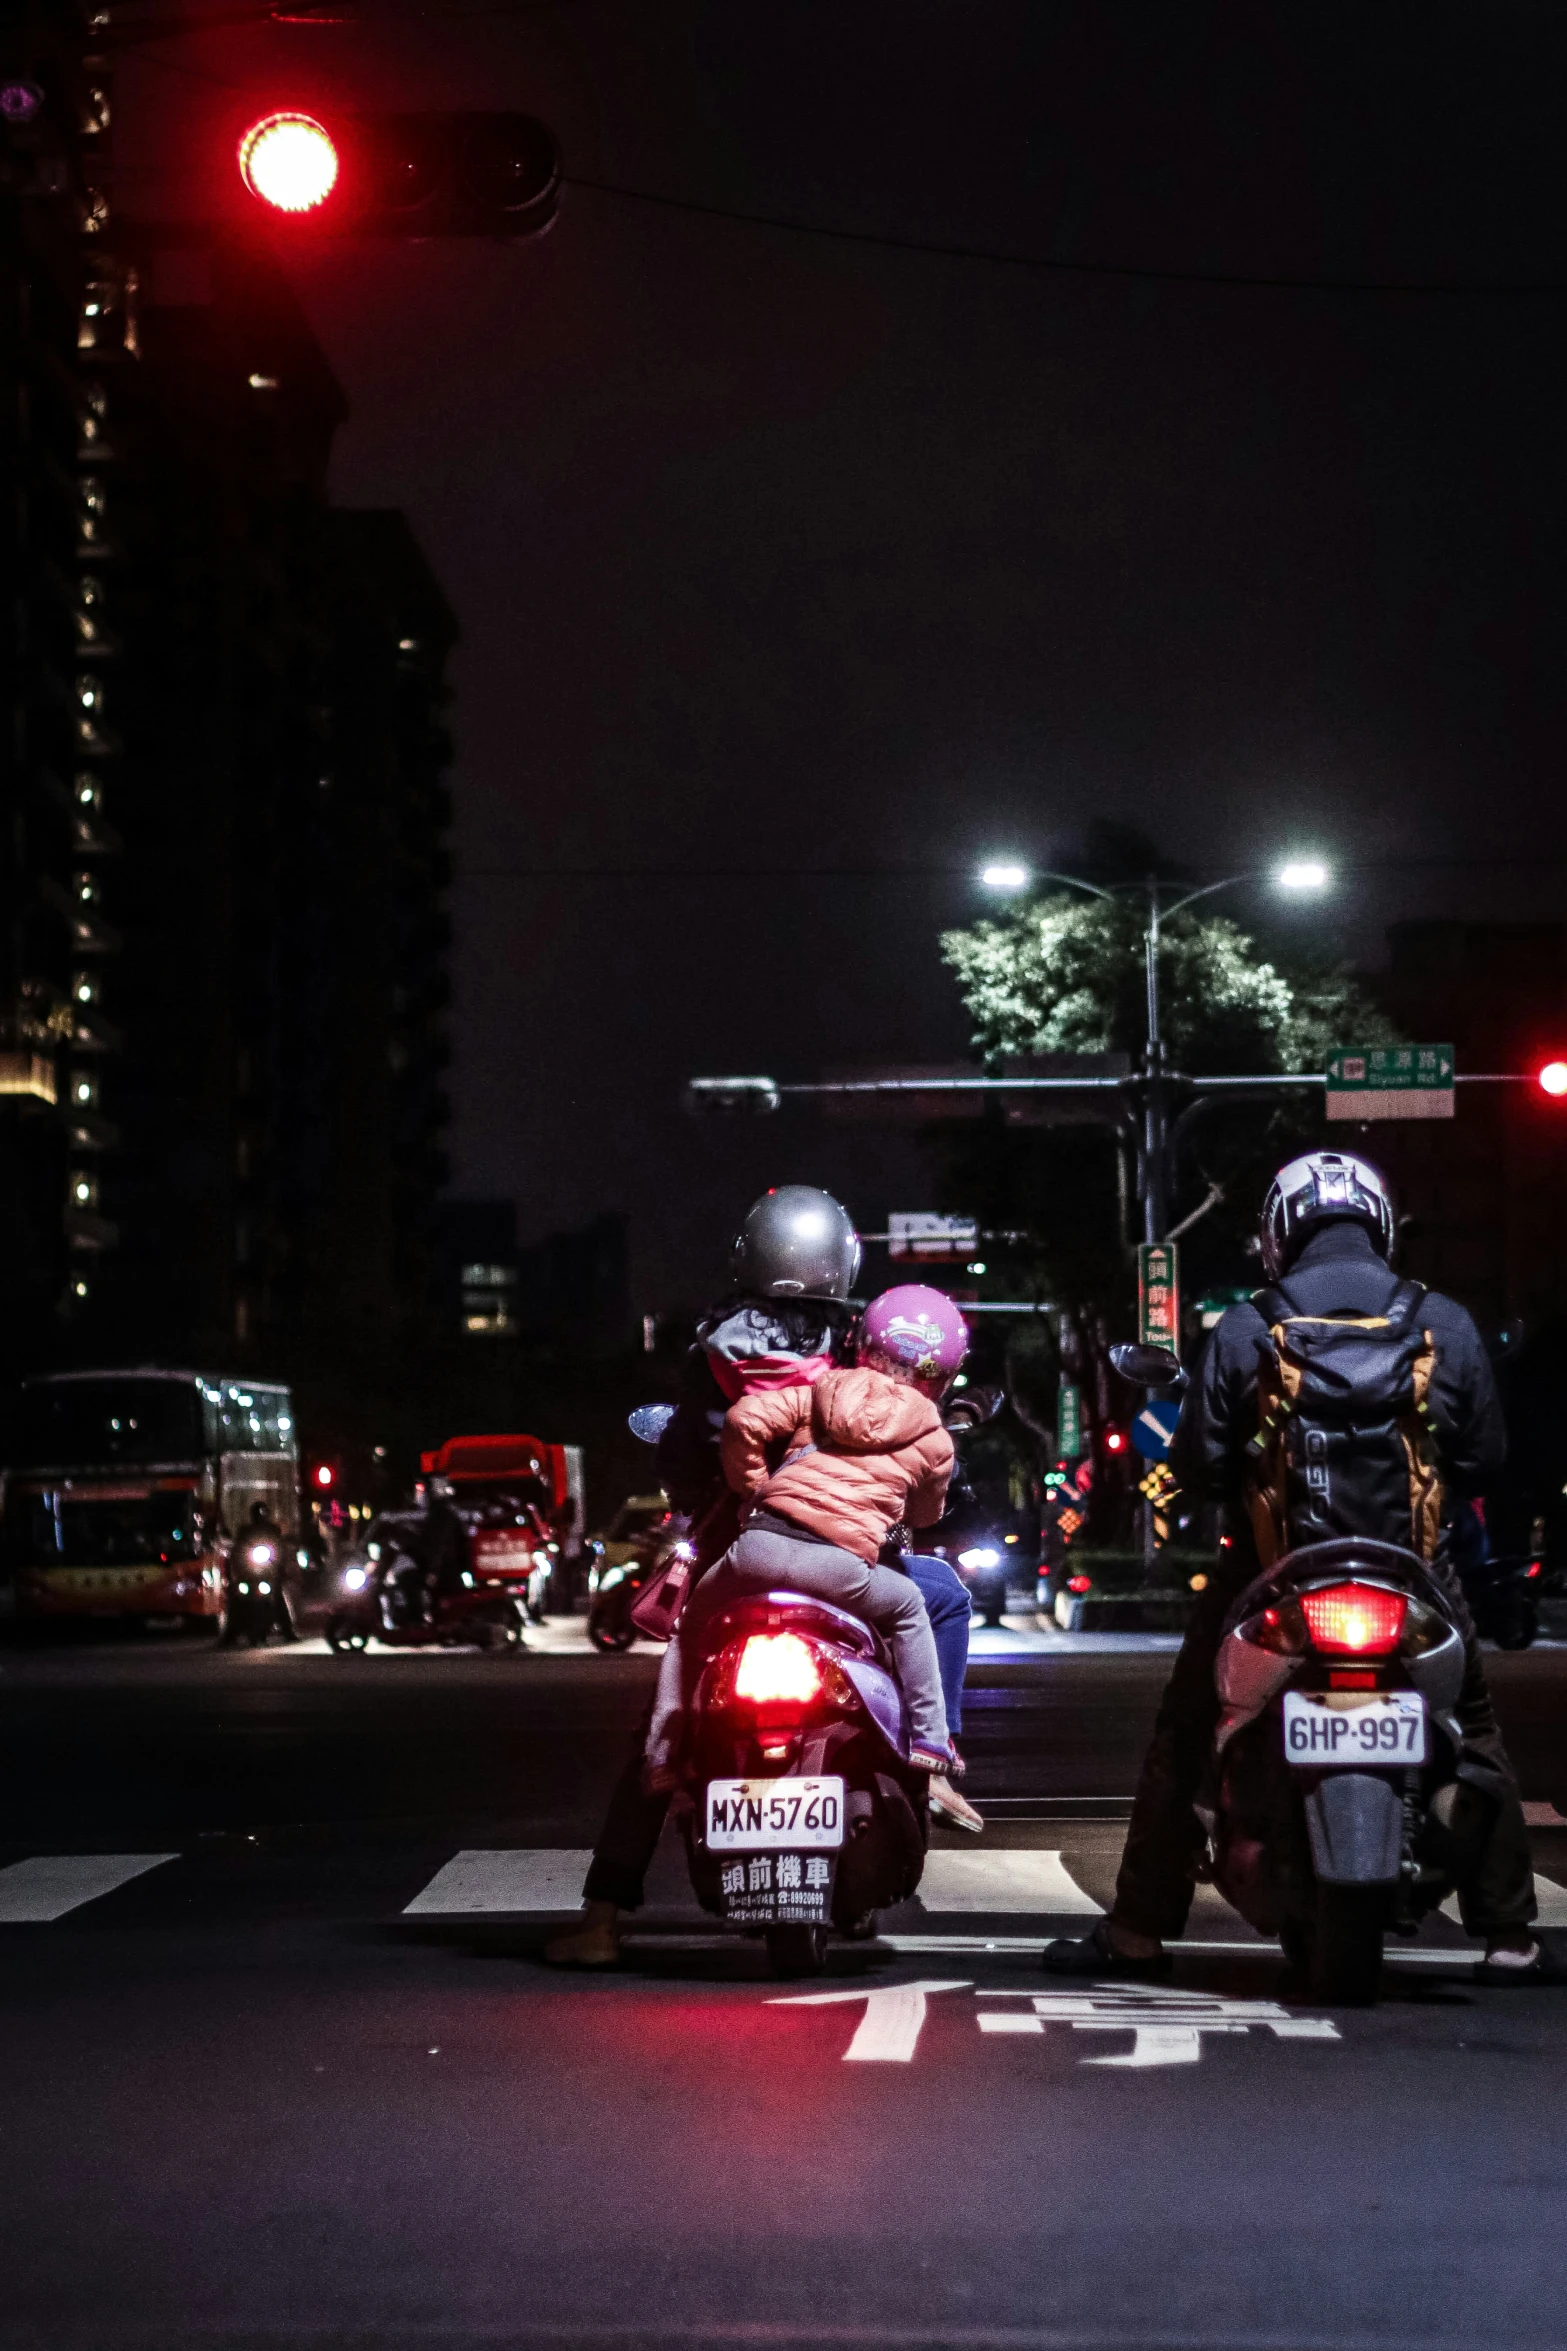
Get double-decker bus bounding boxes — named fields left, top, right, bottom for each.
left=3, top=1369, right=299, bottom=1626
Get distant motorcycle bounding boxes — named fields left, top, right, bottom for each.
left=220, top=1531, right=287, bottom=1647
left=324, top=1540, right=528, bottom=1655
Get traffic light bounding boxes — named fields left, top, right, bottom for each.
left=1539, top=1060, right=1567, bottom=1098
left=309, top=1460, right=337, bottom=1492
left=1102, top=1427, right=1128, bottom=1456
left=237, top=110, right=558, bottom=237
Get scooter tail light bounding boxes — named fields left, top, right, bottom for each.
left=1300, top=1581, right=1407, bottom=1657
left=733, top=1631, right=823, bottom=1706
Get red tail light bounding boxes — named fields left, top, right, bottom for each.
left=1066, top=1574, right=1092, bottom=1595
left=1300, top=1582, right=1407, bottom=1656
left=733, top=1632, right=822, bottom=1706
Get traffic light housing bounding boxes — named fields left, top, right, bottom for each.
left=238, top=110, right=559, bottom=237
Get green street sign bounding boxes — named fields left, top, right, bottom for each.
left=1137, top=1241, right=1180, bottom=1350
left=1325, top=1044, right=1454, bottom=1122
left=1057, top=1378, right=1084, bottom=1460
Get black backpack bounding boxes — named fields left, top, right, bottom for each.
left=1243, top=1276, right=1443, bottom=1566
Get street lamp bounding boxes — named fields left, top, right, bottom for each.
left=971, top=855, right=1332, bottom=1240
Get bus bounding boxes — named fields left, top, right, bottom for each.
left=3, top=1368, right=299, bottom=1626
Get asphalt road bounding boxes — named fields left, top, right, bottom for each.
left=5, top=1618, right=1567, bottom=2351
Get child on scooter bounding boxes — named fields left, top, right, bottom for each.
left=645, top=1284, right=970, bottom=1779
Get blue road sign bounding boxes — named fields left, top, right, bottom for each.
left=1132, top=1400, right=1181, bottom=1461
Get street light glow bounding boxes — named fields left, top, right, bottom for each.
left=1275, top=859, right=1330, bottom=893
left=980, top=863, right=1031, bottom=891
left=239, top=113, right=339, bottom=212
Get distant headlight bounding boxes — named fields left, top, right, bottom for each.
left=958, top=1547, right=1002, bottom=1570
left=257, top=1580, right=271, bottom=1595
left=342, top=1565, right=369, bottom=1592
left=671, top=1541, right=696, bottom=1562
left=248, top=1543, right=277, bottom=1565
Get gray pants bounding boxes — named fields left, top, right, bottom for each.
left=646, top=1522, right=949, bottom=1768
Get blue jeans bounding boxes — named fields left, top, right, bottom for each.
left=905, top=1553, right=971, bottom=1739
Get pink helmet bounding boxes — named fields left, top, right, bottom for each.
left=858, top=1285, right=969, bottom=1389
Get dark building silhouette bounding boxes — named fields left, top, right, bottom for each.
left=1372, top=922, right=1567, bottom=1335
left=2, top=202, right=455, bottom=1381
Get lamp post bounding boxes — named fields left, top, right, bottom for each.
left=977, top=858, right=1332, bottom=1241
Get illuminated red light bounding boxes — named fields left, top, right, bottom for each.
left=1066, top=1574, right=1092, bottom=1595
left=1539, top=1061, right=1567, bottom=1098
left=313, top=1463, right=334, bottom=1489
left=239, top=113, right=339, bottom=212
left=733, top=1632, right=822, bottom=1706
left=1104, top=1429, right=1126, bottom=1453
left=1300, top=1582, right=1406, bottom=1656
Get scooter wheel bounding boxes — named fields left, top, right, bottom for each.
left=588, top=1612, right=636, bottom=1654
left=1310, top=1883, right=1383, bottom=2006
left=765, top=1925, right=829, bottom=1979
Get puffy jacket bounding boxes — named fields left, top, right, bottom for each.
left=721, top=1366, right=954, bottom=1563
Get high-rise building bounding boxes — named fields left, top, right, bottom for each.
left=1, top=196, right=456, bottom=1383
left=0, top=0, right=134, bottom=1359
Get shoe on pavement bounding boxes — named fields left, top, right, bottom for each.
left=542, top=1900, right=622, bottom=1967
left=1041, top=1918, right=1173, bottom=1980
left=1474, top=1937, right=1567, bottom=1987
left=928, top=1776, right=984, bottom=1834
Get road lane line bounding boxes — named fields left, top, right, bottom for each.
left=919, top=1849, right=1103, bottom=1914
left=403, top=1849, right=594, bottom=1913
left=0, top=1853, right=176, bottom=1922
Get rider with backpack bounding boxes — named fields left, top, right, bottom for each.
left=1045, top=1150, right=1555, bottom=1984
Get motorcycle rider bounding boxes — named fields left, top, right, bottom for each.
left=1045, top=1149, right=1555, bottom=1984
left=546, top=1186, right=980, bottom=1968
left=225, top=1500, right=284, bottom=1631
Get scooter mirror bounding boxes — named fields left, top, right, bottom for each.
left=1109, top=1342, right=1187, bottom=1390
left=627, top=1403, right=677, bottom=1445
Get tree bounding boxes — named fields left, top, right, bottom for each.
left=931, top=831, right=1400, bottom=1530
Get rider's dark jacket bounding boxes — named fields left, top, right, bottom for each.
left=1116, top=1217, right=1532, bottom=1942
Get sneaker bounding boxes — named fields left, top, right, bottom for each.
left=928, top=1776, right=984, bottom=1834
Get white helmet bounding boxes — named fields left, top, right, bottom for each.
left=729, top=1186, right=861, bottom=1301
left=1260, top=1151, right=1395, bottom=1281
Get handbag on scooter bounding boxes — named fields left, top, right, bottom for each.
left=628, top=1493, right=737, bottom=1639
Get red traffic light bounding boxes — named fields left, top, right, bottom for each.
left=312, top=1462, right=335, bottom=1490
left=1539, top=1061, right=1567, bottom=1098
left=239, top=113, right=339, bottom=212
left=1103, top=1428, right=1127, bottom=1454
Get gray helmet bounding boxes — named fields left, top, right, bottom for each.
left=1260, top=1150, right=1395, bottom=1281
left=730, top=1186, right=861, bottom=1301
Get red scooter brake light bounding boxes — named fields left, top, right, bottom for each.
left=1299, top=1582, right=1407, bottom=1657
left=734, top=1631, right=823, bottom=1706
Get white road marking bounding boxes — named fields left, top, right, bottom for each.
left=403, top=1849, right=594, bottom=1914
left=918, top=1849, right=1103, bottom=1914
left=977, top=1984, right=1343, bottom=2067
left=1440, top=1871, right=1567, bottom=1930
left=769, top=1979, right=970, bottom=2061
left=0, top=1853, right=176, bottom=1922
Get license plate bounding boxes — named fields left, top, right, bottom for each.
left=1282, top=1688, right=1427, bottom=1767
left=705, top=1776, right=845, bottom=1851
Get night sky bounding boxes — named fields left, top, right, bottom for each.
left=119, top=2, right=1567, bottom=1308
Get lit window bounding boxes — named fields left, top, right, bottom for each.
left=73, top=972, right=97, bottom=1005
left=74, top=872, right=99, bottom=905
left=73, top=1076, right=96, bottom=1107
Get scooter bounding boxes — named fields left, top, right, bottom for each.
left=324, top=1544, right=529, bottom=1654
left=625, top=1404, right=930, bottom=1979
left=220, top=1533, right=287, bottom=1646
left=1200, top=1532, right=1474, bottom=2003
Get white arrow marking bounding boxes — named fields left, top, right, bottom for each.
left=768, top=1978, right=970, bottom=2061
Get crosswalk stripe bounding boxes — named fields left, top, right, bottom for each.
left=919, top=1849, right=1103, bottom=1915
left=0, top=1853, right=177, bottom=1922
left=402, top=1848, right=594, bottom=1914
left=1442, top=1871, right=1567, bottom=1930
